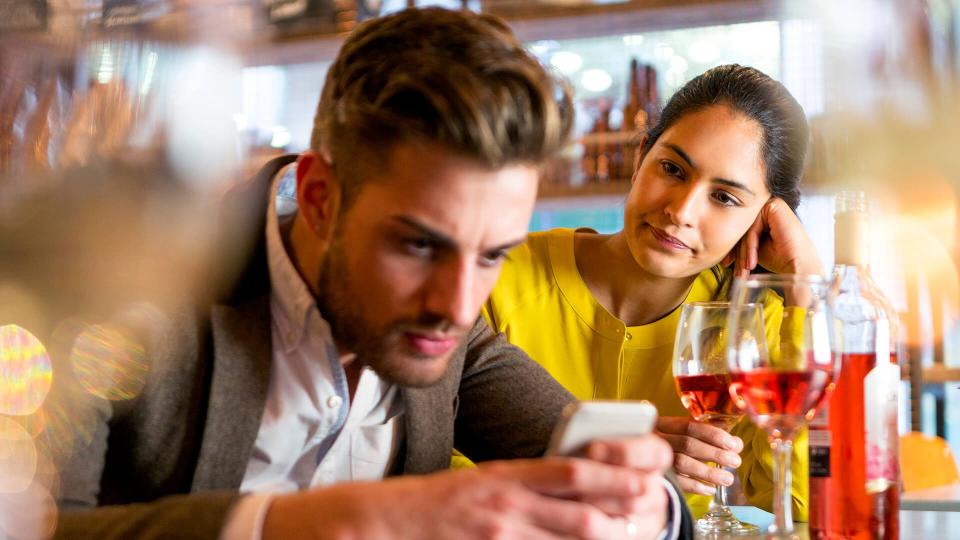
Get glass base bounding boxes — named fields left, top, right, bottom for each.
left=695, top=505, right=759, bottom=535
left=763, top=528, right=800, bottom=540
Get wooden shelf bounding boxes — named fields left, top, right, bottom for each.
left=538, top=180, right=632, bottom=201
left=245, top=0, right=803, bottom=67
left=580, top=131, right=641, bottom=146
left=922, top=365, right=960, bottom=384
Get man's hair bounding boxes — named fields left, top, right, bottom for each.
left=310, top=7, right=574, bottom=204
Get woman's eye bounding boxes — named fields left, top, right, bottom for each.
left=713, top=191, right=741, bottom=207
left=660, top=161, right=683, bottom=178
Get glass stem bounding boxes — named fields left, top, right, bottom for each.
left=713, top=463, right=729, bottom=508
left=770, top=438, right=794, bottom=534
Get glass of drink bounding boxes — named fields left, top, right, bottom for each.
left=673, top=301, right=760, bottom=535
left=726, top=274, right=838, bottom=539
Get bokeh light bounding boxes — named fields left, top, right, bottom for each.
left=0, top=416, right=37, bottom=494
left=33, top=397, right=95, bottom=464
left=13, top=409, right=47, bottom=439
left=0, top=481, right=57, bottom=540
left=0, top=325, right=53, bottom=416
left=70, top=323, right=148, bottom=401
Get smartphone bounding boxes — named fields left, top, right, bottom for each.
left=546, top=400, right=658, bottom=457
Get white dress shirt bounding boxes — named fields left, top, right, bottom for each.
left=222, top=170, right=404, bottom=539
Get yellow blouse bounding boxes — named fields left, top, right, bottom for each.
left=482, top=228, right=808, bottom=520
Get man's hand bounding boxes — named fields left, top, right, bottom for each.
left=581, top=433, right=675, bottom=540
left=263, top=452, right=671, bottom=540
left=654, top=417, right=743, bottom=496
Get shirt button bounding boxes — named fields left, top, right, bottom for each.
left=625, top=332, right=633, bottom=341
left=326, top=395, right=343, bottom=409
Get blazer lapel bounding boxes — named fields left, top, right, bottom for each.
left=400, top=385, right=454, bottom=474
left=192, top=295, right=272, bottom=491
left=399, top=346, right=466, bottom=474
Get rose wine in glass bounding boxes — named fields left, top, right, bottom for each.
left=673, top=301, right=760, bottom=535
left=726, top=275, right=839, bottom=539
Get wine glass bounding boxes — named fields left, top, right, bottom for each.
left=673, top=301, right=760, bottom=535
left=726, top=275, right=838, bottom=539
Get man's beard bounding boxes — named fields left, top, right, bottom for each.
left=314, top=237, right=464, bottom=387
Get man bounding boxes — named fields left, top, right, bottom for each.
left=53, top=8, right=693, bottom=539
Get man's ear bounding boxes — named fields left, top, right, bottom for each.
left=295, top=151, right=341, bottom=242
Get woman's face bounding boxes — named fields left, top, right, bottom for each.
left=623, top=104, right=770, bottom=279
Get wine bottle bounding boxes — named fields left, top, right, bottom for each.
left=621, top=58, right=642, bottom=180
left=810, top=190, right=900, bottom=539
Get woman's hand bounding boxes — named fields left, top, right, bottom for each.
left=655, top=417, right=743, bottom=496
left=734, top=197, right=823, bottom=279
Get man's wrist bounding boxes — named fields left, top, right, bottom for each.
left=220, top=493, right=275, bottom=540
left=263, top=490, right=361, bottom=540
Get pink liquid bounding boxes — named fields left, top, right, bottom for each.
left=809, top=352, right=899, bottom=539
left=729, top=368, right=833, bottom=440
left=675, top=373, right=740, bottom=429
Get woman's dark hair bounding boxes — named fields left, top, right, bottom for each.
left=639, top=64, right=809, bottom=211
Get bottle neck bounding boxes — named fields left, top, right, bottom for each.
left=834, top=210, right=870, bottom=267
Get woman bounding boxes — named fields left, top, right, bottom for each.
left=483, top=64, right=821, bottom=518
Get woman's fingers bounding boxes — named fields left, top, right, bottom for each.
left=741, top=211, right=765, bottom=276
left=756, top=197, right=824, bottom=275
left=659, top=432, right=741, bottom=471
left=676, top=473, right=717, bottom=497
left=656, top=417, right=743, bottom=452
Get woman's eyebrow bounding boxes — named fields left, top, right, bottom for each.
left=663, top=142, right=697, bottom=169
left=713, top=178, right=756, bottom=196
left=662, top=142, right=756, bottom=196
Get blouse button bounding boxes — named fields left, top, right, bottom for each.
left=625, top=332, right=633, bottom=341
left=327, top=395, right=343, bottom=409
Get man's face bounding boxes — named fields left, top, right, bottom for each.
left=315, top=142, right=538, bottom=387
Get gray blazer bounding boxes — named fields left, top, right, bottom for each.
left=51, top=156, right=692, bottom=539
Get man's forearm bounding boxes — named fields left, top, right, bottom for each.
left=56, top=491, right=240, bottom=540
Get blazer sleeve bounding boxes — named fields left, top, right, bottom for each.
left=48, top=354, right=243, bottom=540
left=453, top=318, right=575, bottom=461
left=56, top=492, right=241, bottom=540
left=454, top=318, right=694, bottom=539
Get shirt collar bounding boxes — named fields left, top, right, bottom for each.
left=266, top=167, right=325, bottom=352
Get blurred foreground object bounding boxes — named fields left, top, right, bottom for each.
left=803, top=0, right=960, bottom=439
left=900, top=432, right=960, bottom=492
left=0, top=1, right=258, bottom=537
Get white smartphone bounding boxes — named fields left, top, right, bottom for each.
left=546, top=400, right=659, bottom=457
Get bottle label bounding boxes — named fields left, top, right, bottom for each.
left=864, top=321, right=898, bottom=493
left=809, top=404, right=831, bottom=477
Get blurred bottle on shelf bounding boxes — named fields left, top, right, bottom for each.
left=621, top=58, right=643, bottom=181
left=644, top=63, right=660, bottom=128
left=593, top=106, right=611, bottom=183
left=577, top=57, right=660, bottom=186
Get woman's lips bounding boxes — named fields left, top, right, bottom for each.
left=649, top=226, right=691, bottom=251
